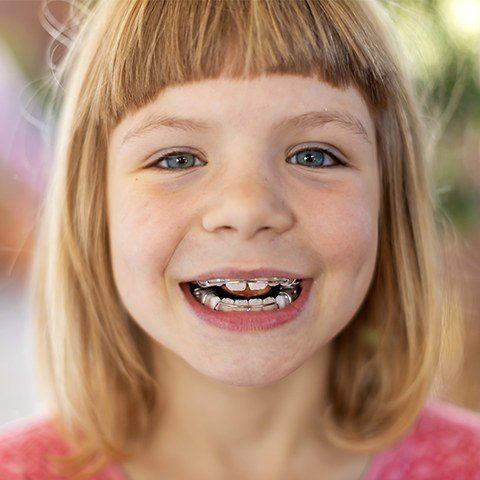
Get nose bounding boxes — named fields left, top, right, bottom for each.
left=201, top=172, right=294, bottom=241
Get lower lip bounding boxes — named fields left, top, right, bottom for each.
left=179, top=279, right=313, bottom=332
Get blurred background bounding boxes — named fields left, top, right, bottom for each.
left=0, top=0, right=479, bottom=427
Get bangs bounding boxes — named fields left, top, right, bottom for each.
left=77, top=0, right=396, bottom=124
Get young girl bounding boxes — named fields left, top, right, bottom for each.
left=1, top=0, right=479, bottom=479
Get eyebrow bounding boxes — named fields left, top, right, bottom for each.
left=277, top=110, right=372, bottom=145
left=121, top=114, right=211, bottom=146
left=120, top=109, right=372, bottom=147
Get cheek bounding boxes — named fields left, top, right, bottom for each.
left=298, top=180, right=378, bottom=342
left=303, top=181, right=378, bottom=269
left=108, top=187, right=189, bottom=286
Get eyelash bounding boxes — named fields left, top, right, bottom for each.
left=150, top=147, right=347, bottom=172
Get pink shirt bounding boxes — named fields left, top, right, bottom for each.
left=1, top=400, right=479, bottom=479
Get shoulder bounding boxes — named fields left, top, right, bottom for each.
left=0, top=417, right=129, bottom=480
left=417, top=399, right=480, bottom=436
left=0, top=416, right=70, bottom=479
left=366, top=400, right=480, bottom=480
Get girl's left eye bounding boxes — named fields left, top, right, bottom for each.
left=150, top=147, right=346, bottom=171
left=286, top=147, right=346, bottom=168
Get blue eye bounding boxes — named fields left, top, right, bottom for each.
left=286, top=148, right=345, bottom=168
left=154, top=152, right=205, bottom=170
left=152, top=147, right=345, bottom=171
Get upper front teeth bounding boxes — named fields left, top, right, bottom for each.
left=225, top=280, right=268, bottom=291
left=196, top=278, right=299, bottom=289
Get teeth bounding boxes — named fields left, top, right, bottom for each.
left=191, top=275, right=303, bottom=313
left=193, top=287, right=296, bottom=311
left=225, top=281, right=248, bottom=291
left=193, top=287, right=211, bottom=299
left=275, top=292, right=288, bottom=309
left=216, top=297, right=278, bottom=312
left=196, top=277, right=299, bottom=289
left=248, top=280, right=268, bottom=290
left=275, top=296, right=286, bottom=309
left=205, top=295, right=221, bottom=310
left=235, top=299, right=250, bottom=306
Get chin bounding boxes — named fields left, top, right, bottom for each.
left=192, top=357, right=300, bottom=388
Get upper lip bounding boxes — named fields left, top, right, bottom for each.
left=180, top=268, right=309, bottom=283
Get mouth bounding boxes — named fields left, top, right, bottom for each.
left=179, top=278, right=313, bottom=332
left=187, top=278, right=302, bottom=312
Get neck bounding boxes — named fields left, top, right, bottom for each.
left=122, top=345, right=370, bottom=479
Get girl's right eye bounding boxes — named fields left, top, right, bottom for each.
left=152, top=152, right=205, bottom=171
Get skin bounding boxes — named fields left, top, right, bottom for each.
left=107, top=74, right=380, bottom=480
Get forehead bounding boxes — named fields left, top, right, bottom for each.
left=110, top=74, right=376, bottom=147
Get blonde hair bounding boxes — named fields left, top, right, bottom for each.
left=31, top=0, right=463, bottom=478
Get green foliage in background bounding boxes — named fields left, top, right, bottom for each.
left=383, top=0, right=480, bottom=234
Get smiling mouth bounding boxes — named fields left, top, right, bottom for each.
left=187, top=280, right=303, bottom=312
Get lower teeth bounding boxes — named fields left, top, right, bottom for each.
left=191, top=284, right=301, bottom=312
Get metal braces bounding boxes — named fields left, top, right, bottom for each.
left=193, top=287, right=297, bottom=309
left=195, top=278, right=300, bottom=288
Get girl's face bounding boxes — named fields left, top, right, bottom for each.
left=107, top=74, right=379, bottom=386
